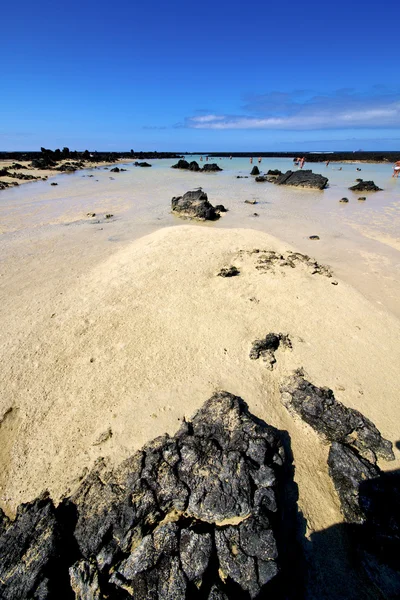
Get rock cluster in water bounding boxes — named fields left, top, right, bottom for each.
left=0, top=393, right=286, bottom=600
left=171, top=189, right=227, bottom=220
left=171, top=159, right=222, bottom=172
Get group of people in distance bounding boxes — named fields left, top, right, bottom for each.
left=294, top=156, right=306, bottom=169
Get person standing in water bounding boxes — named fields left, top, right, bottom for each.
left=326, top=160, right=330, bottom=167
left=250, top=157, right=253, bottom=164
left=392, top=160, right=400, bottom=178
left=300, top=156, right=305, bottom=169
left=258, top=157, right=262, bottom=164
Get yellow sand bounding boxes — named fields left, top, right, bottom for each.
left=1, top=226, right=399, bottom=539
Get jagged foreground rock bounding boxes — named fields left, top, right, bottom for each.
left=281, top=372, right=399, bottom=598
left=281, top=371, right=394, bottom=464
left=0, top=392, right=286, bottom=599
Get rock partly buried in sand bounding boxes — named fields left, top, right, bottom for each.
left=218, top=265, right=240, bottom=277
left=349, top=180, right=382, bottom=192
left=245, top=199, right=257, bottom=204
left=340, top=197, right=349, bottom=203
left=275, top=170, right=328, bottom=190
left=255, top=175, right=267, bottom=182
left=250, top=166, right=260, bottom=176
left=250, top=333, right=292, bottom=370
left=110, top=167, right=120, bottom=173
left=50, top=182, right=58, bottom=186
left=171, top=189, right=226, bottom=220
left=280, top=371, right=394, bottom=464
left=0, top=393, right=285, bottom=599
left=358, top=196, right=366, bottom=201
left=309, top=235, right=319, bottom=240
left=135, top=161, right=152, bottom=167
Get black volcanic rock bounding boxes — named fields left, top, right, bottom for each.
left=135, top=161, right=152, bottom=167
left=189, top=160, right=200, bottom=171
left=349, top=180, right=382, bottom=192
left=172, top=159, right=190, bottom=169
left=171, top=189, right=224, bottom=220
left=110, top=167, right=120, bottom=172
left=202, top=163, right=222, bottom=172
left=250, top=333, right=292, bottom=370
left=172, top=160, right=222, bottom=173
left=327, top=442, right=380, bottom=524
left=250, top=166, right=260, bottom=176
left=0, top=494, right=65, bottom=600
left=0, top=393, right=287, bottom=599
left=30, top=157, right=57, bottom=169
left=255, top=176, right=267, bottom=182
left=280, top=372, right=394, bottom=463
left=275, top=170, right=328, bottom=190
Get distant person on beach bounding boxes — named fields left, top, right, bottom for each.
left=300, top=157, right=305, bottom=169
left=326, top=160, right=330, bottom=167
left=200, top=156, right=203, bottom=162
left=258, top=157, right=262, bottom=163
left=230, top=156, right=232, bottom=160
left=393, top=160, right=400, bottom=178
left=250, top=157, right=253, bottom=164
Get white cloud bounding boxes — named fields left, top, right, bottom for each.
left=184, top=89, right=400, bottom=130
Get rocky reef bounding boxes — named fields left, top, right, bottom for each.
left=0, top=393, right=286, bottom=599
left=171, top=190, right=227, bottom=220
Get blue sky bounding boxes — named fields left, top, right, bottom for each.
left=1, top=0, right=399, bottom=151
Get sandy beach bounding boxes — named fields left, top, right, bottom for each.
left=0, top=158, right=399, bottom=597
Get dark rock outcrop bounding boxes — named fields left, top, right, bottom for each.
left=0, top=393, right=286, bottom=599
left=171, top=159, right=190, bottom=170
left=327, top=442, right=380, bottom=524
left=266, top=169, right=282, bottom=181
left=0, top=493, right=67, bottom=600
left=171, top=190, right=225, bottom=220
left=349, top=180, right=382, bottom=192
left=110, top=167, right=120, bottom=173
left=250, top=166, right=260, bottom=176
left=172, top=160, right=222, bottom=173
left=202, top=163, right=222, bottom=172
left=275, top=170, right=328, bottom=190
left=255, top=176, right=267, bottom=182
left=30, top=157, right=57, bottom=169
left=218, top=266, right=240, bottom=277
left=280, top=372, right=394, bottom=463
left=135, top=162, right=152, bottom=167
left=250, top=333, right=292, bottom=369
left=189, top=161, right=200, bottom=171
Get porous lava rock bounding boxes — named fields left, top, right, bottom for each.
left=0, top=393, right=287, bottom=599
left=135, top=161, right=152, bottom=167
left=218, top=266, right=240, bottom=277
left=250, top=166, right=260, bottom=176
left=171, top=189, right=225, bottom=220
left=349, top=180, right=382, bottom=192
left=280, top=372, right=394, bottom=463
left=250, top=333, right=292, bottom=369
left=275, top=170, right=328, bottom=190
